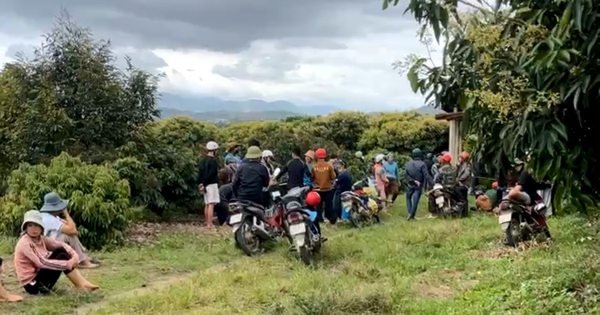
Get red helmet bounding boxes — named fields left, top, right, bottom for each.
left=492, top=181, right=499, bottom=189
left=305, top=191, right=321, bottom=207
left=315, top=148, right=327, bottom=159
left=442, top=154, right=452, bottom=163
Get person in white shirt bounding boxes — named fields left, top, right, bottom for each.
left=39, top=192, right=99, bottom=269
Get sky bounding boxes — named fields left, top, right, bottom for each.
left=0, top=0, right=444, bottom=111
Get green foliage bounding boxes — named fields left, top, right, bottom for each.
left=0, top=12, right=160, bottom=177
left=0, top=12, right=451, bottom=235
left=0, top=153, right=136, bottom=249
left=386, top=0, right=600, bottom=213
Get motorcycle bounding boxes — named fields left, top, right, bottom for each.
left=228, top=168, right=286, bottom=256
left=430, top=183, right=463, bottom=219
left=281, top=186, right=322, bottom=266
left=341, top=179, right=380, bottom=228
left=498, top=191, right=552, bottom=247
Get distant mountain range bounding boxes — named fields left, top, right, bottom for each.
left=158, top=92, right=446, bottom=123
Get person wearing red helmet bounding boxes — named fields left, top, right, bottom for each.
left=427, top=153, right=457, bottom=218
left=311, top=148, right=337, bottom=224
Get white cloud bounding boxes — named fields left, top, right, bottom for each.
left=0, top=21, right=443, bottom=111
left=155, top=27, right=443, bottom=111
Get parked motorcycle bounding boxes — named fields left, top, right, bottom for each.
left=431, top=183, right=463, bottom=219
left=274, top=185, right=323, bottom=265
left=341, top=179, right=380, bottom=228
left=498, top=191, right=552, bottom=246
left=285, top=198, right=321, bottom=266
left=228, top=168, right=286, bottom=256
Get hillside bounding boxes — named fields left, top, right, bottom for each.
left=158, top=93, right=446, bottom=122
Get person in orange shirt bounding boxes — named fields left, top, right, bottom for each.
left=311, top=148, right=337, bottom=224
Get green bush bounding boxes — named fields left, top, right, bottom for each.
left=115, top=121, right=202, bottom=218
left=0, top=153, right=137, bottom=250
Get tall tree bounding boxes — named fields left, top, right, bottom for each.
left=0, top=11, right=160, bottom=175
left=383, top=0, right=600, bottom=212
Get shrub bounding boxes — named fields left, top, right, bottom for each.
left=0, top=153, right=137, bottom=250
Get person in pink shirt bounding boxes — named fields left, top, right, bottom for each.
left=14, top=210, right=98, bottom=295
left=374, top=154, right=390, bottom=210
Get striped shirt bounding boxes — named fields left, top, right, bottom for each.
left=14, top=234, right=78, bottom=285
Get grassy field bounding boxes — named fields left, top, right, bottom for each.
left=1, top=197, right=599, bottom=315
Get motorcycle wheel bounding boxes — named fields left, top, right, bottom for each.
left=349, top=205, right=371, bottom=228
left=298, top=232, right=316, bottom=266
left=505, top=218, right=523, bottom=247
left=234, top=217, right=263, bottom=256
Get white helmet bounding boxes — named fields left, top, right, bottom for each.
left=206, top=141, right=219, bottom=151
left=262, top=150, right=274, bottom=158
left=375, top=154, right=385, bottom=163
left=355, top=151, right=363, bottom=158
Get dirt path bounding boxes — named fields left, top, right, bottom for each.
left=71, top=224, right=366, bottom=315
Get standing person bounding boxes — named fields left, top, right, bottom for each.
left=261, top=150, right=276, bottom=176
left=39, top=192, right=99, bottom=269
left=198, top=141, right=220, bottom=229
left=456, top=151, right=472, bottom=217
left=261, top=149, right=277, bottom=206
left=276, top=146, right=311, bottom=191
left=303, top=150, right=315, bottom=187
left=383, top=153, right=400, bottom=205
left=232, top=146, right=271, bottom=206
left=224, top=142, right=242, bottom=165
left=0, top=257, right=23, bottom=302
left=404, top=148, right=432, bottom=220
left=431, top=155, right=442, bottom=183
left=14, top=210, right=98, bottom=295
left=333, top=160, right=353, bottom=220
left=373, top=154, right=390, bottom=211
left=311, top=148, right=337, bottom=224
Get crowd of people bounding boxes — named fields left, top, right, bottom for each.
left=1, top=138, right=552, bottom=302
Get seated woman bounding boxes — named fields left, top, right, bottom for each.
left=0, top=257, right=23, bottom=302
left=14, top=210, right=99, bottom=295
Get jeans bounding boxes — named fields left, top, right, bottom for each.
left=455, top=186, right=469, bottom=217
left=332, top=191, right=342, bottom=219
left=406, top=186, right=423, bottom=218
left=316, top=190, right=335, bottom=224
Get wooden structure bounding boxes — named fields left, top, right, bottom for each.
left=434, top=109, right=464, bottom=166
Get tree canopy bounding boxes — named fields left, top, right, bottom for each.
left=385, top=0, right=600, bottom=212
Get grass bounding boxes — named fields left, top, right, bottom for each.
left=1, top=196, right=599, bottom=315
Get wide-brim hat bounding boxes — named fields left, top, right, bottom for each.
left=245, top=146, right=262, bottom=159
left=21, top=210, right=45, bottom=233
left=40, top=192, right=69, bottom=212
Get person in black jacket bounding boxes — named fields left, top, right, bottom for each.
left=276, top=146, right=311, bottom=191
left=198, top=141, right=220, bottom=228
left=232, top=146, right=271, bottom=207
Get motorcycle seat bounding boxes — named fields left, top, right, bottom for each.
left=230, top=199, right=265, bottom=212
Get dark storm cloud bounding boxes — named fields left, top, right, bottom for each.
left=212, top=53, right=300, bottom=81
left=0, top=0, right=411, bottom=53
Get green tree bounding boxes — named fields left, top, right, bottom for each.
left=0, top=12, right=160, bottom=176
left=384, top=0, right=600, bottom=212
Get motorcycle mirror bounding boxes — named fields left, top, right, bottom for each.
left=273, top=167, right=281, bottom=177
